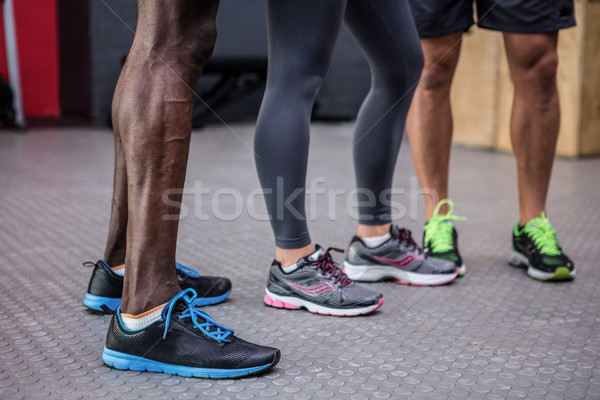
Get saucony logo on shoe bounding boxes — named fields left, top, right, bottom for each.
left=373, top=254, right=420, bottom=268
left=287, top=281, right=336, bottom=296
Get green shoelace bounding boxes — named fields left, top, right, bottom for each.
left=518, top=212, right=561, bottom=256
left=424, top=199, right=466, bottom=253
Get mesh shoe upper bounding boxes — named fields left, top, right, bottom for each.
left=85, top=260, right=232, bottom=299
left=346, top=225, right=456, bottom=275
left=174, top=263, right=232, bottom=298
left=267, top=246, right=382, bottom=308
left=513, top=213, right=574, bottom=273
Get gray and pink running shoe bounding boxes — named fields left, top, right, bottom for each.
left=343, top=225, right=458, bottom=286
left=264, top=246, right=384, bottom=316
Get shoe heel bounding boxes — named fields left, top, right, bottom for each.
left=508, top=251, right=529, bottom=269
left=342, top=261, right=379, bottom=281
left=84, top=293, right=121, bottom=312
left=263, top=292, right=301, bottom=310
left=191, top=289, right=231, bottom=307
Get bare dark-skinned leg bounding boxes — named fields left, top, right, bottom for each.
left=407, top=32, right=462, bottom=221
left=503, top=32, right=560, bottom=226
left=103, top=129, right=127, bottom=267
left=114, top=0, right=219, bottom=315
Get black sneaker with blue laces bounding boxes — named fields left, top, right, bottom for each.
left=83, top=260, right=232, bottom=312
left=103, top=289, right=280, bottom=378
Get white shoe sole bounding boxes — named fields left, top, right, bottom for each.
left=508, top=251, right=575, bottom=281
left=457, top=264, right=467, bottom=277
left=264, top=289, right=384, bottom=317
left=343, top=261, right=458, bottom=286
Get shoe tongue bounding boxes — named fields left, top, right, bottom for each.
left=308, top=246, right=325, bottom=261
left=161, top=291, right=194, bottom=316
left=527, top=214, right=550, bottom=230
left=298, top=246, right=325, bottom=267
left=166, top=298, right=225, bottom=337
left=389, top=225, right=400, bottom=236
left=168, top=296, right=213, bottom=324
left=166, top=297, right=188, bottom=315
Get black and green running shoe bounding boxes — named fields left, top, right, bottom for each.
left=509, top=212, right=575, bottom=281
left=423, top=199, right=467, bottom=277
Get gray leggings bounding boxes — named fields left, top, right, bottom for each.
left=255, top=0, right=423, bottom=249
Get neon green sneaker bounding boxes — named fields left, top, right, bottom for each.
left=423, top=199, right=467, bottom=276
left=509, top=212, right=575, bottom=281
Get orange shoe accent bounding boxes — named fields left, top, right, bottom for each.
left=111, top=264, right=125, bottom=272
left=121, top=302, right=166, bottom=319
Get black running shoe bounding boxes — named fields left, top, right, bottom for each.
left=83, top=260, right=231, bottom=312
left=423, top=199, right=467, bottom=277
left=508, top=213, right=575, bottom=281
left=103, top=289, right=280, bottom=378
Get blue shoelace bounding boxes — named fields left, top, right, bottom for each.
left=161, top=289, right=233, bottom=343
left=175, top=262, right=201, bottom=278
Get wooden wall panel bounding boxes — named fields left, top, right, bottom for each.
left=449, top=0, right=599, bottom=157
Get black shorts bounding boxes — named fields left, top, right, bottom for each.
left=409, top=0, right=576, bottom=38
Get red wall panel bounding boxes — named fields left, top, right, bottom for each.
left=0, top=0, right=60, bottom=118
left=0, top=13, right=6, bottom=80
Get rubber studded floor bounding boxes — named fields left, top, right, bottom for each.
left=1, top=124, right=599, bottom=400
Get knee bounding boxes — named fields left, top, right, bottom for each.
left=137, top=22, right=218, bottom=79
left=511, top=51, right=559, bottom=97
left=419, top=58, right=458, bottom=94
left=266, top=65, right=327, bottom=103
left=166, top=24, right=218, bottom=73
left=403, top=43, right=425, bottom=88
left=186, top=24, right=219, bottom=70
left=135, top=1, right=219, bottom=73
left=372, top=42, right=424, bottom=95
left=414, top=41, right=461, bottom=93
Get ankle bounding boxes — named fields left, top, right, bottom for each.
left=111, top=264, right=125, bottom=276
left=104, top=247, right=126, bottom=268
left=357, top=223, right=392, bottom=238
left=120, top=302, right=166, bottom=330
left=121, top=279, right=180, bottom=315
left=104, top=255, right=125, bottom=268
left=519, top=210, right=545, bottom=226
left=276, top=244, right=315, bottom=267
left=426, top=203, right=450, bottom=223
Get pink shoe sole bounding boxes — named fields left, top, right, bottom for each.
left=264, top=294, right=384, bottom=317
left=263, top=294, right=301, bottom=309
